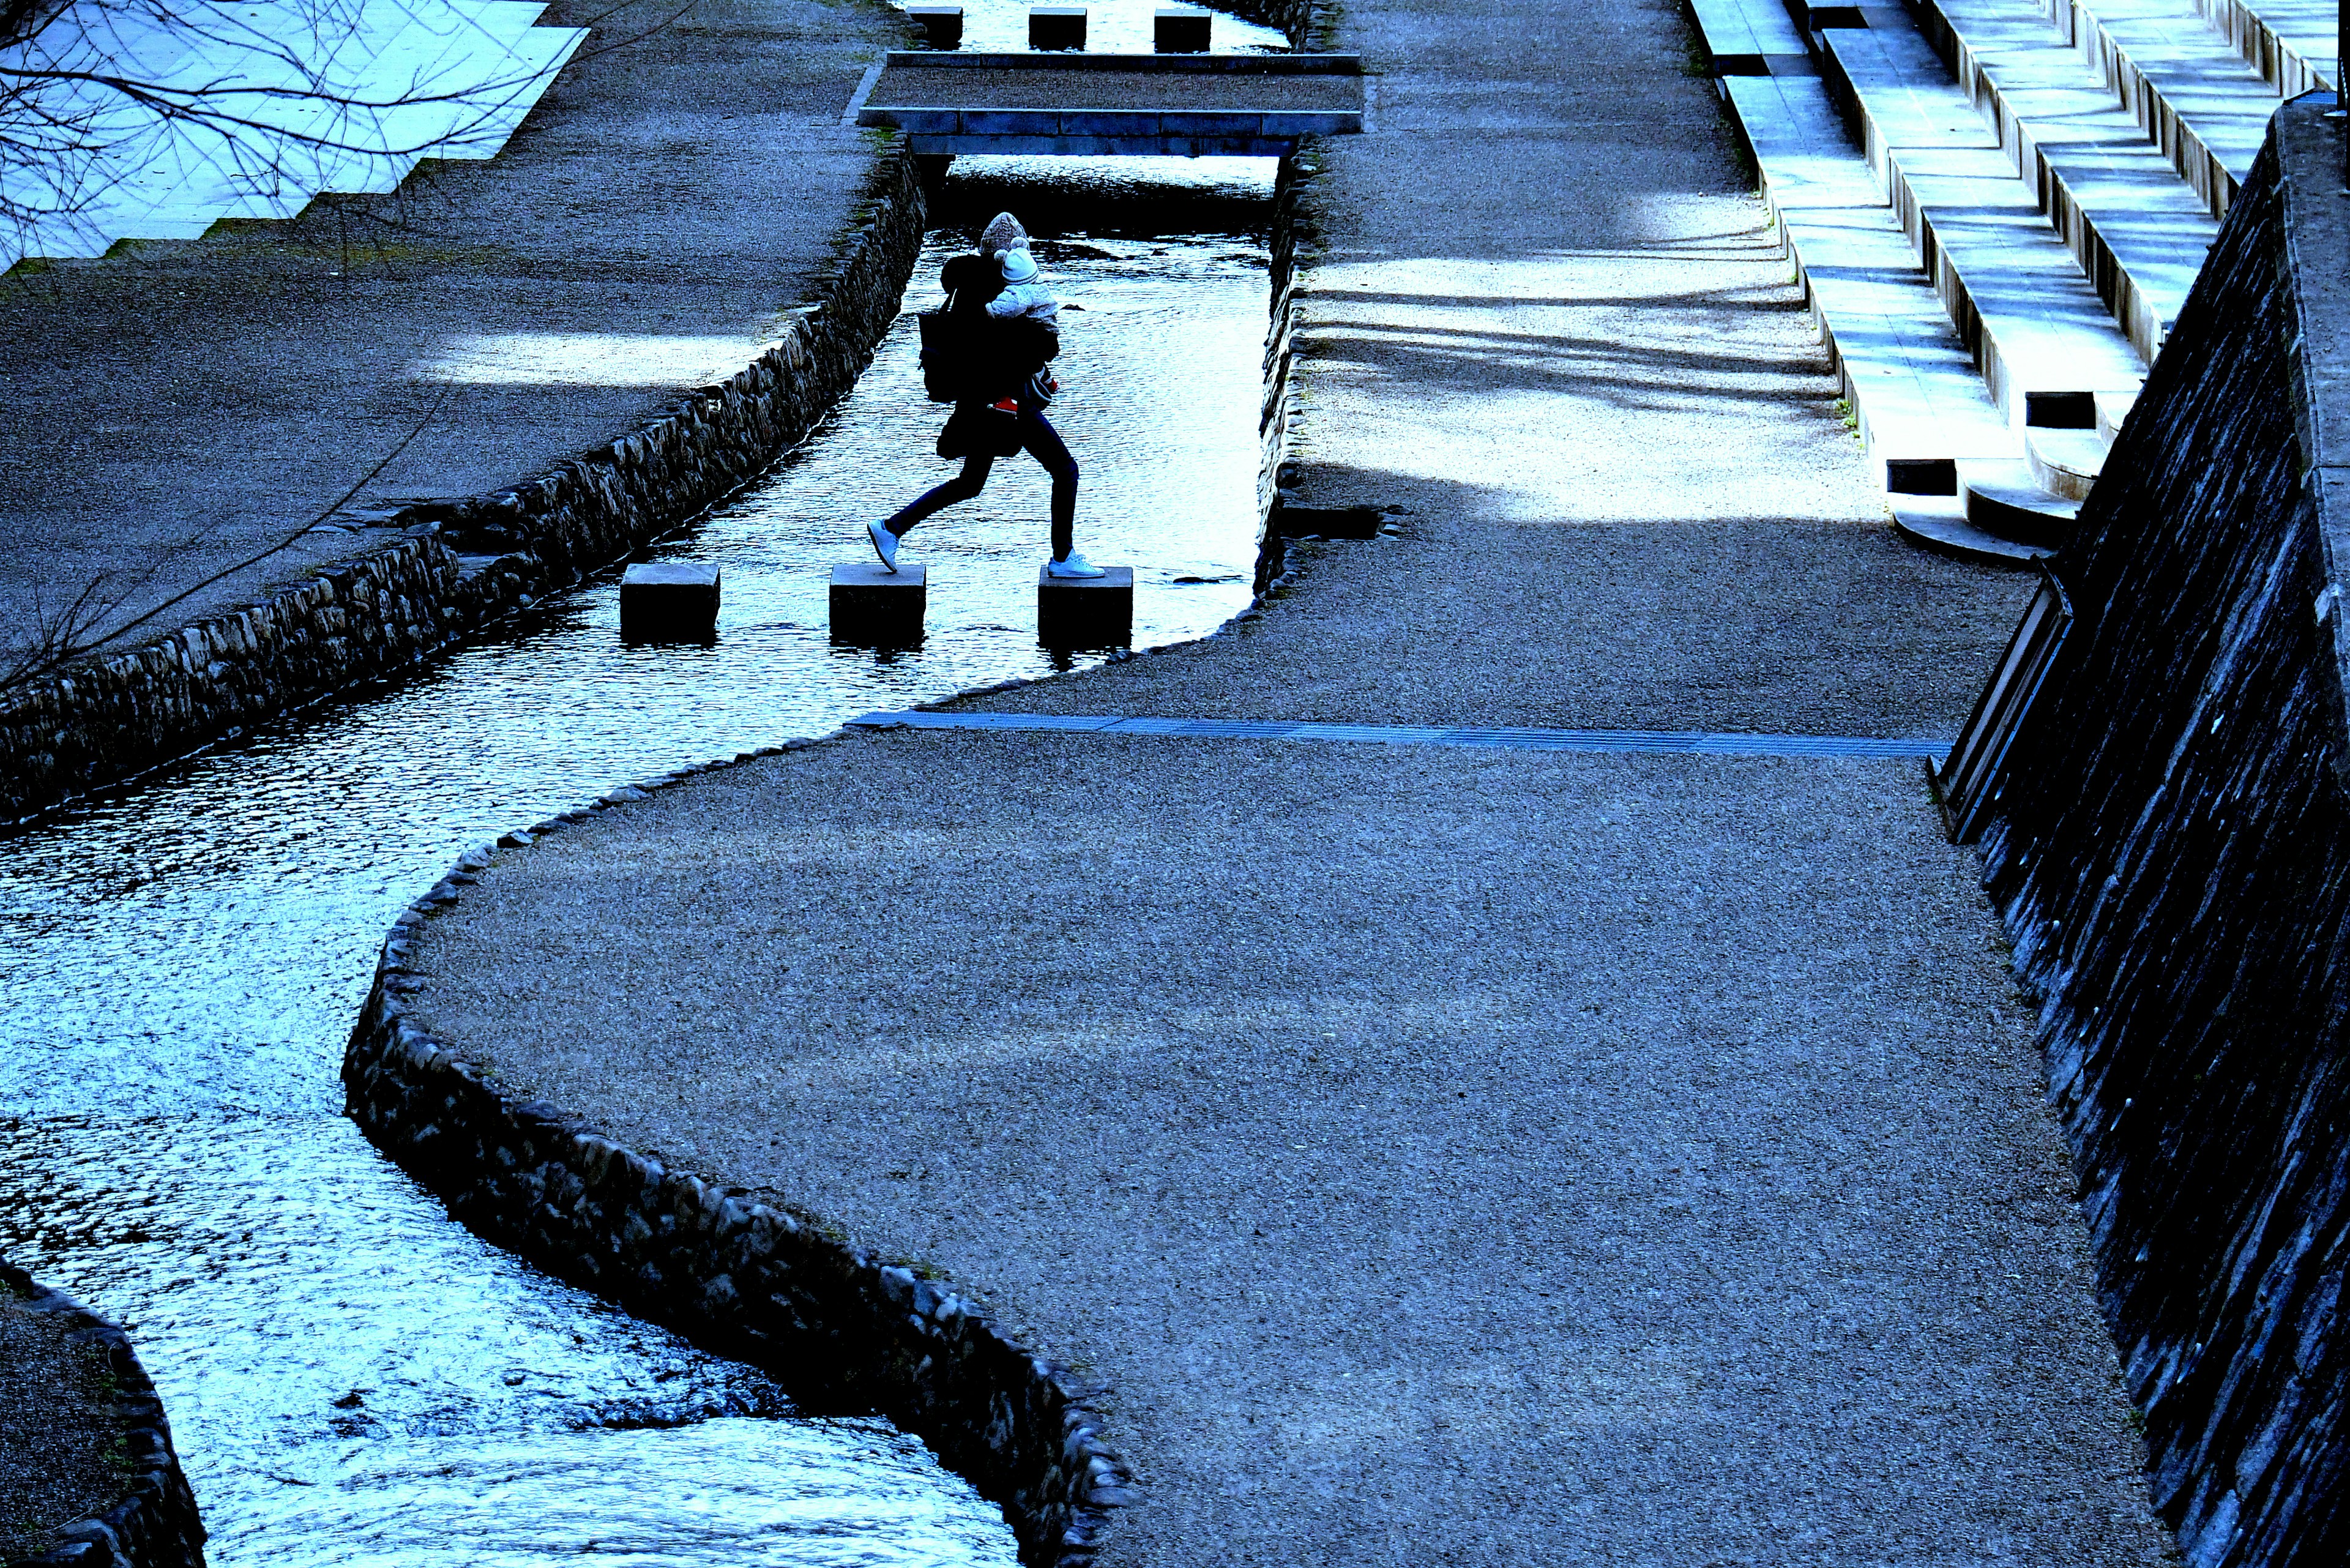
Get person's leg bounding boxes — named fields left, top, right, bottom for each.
left=883, top=455, right=993, bottom=538
left=1020, top=412, right=1080, bottom=560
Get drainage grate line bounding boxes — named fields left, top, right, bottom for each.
left=848, top=710, right=1952, bottom=761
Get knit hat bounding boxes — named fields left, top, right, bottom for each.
left=979, top=211, right=1027, bottom=256
left=999, top=243, right=1039, bottom=283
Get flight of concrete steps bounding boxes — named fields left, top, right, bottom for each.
left=1687, top=0, right=2334, bottom=559
left=2, top=0, right=588, bottom=269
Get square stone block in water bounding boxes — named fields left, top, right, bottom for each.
left=1154, top=7, right=1210, bottom=50
left=1029, top=6, right=1087, bottom=49
left=619, top=562, right=719, bottom=641
left=908, top=4, right=963, bottom=48
left=832, top=563, right=928, bottom=644
left=1037, top=564, right=1132, bottom=647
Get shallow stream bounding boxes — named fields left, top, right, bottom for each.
left=0, top=186, right=1270, bottom=1566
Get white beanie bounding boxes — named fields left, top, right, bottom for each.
left=1000, top=244, right=1038, bottom=283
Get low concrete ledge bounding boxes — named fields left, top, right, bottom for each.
left=860, top=106, right=1361, bottom=136
left=902, top=132, right=1316, bottom=155
left=1, top=1261, right=206, bottom=1568
left=342, top=771, right=1134, bottom=1567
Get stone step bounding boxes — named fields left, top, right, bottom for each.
left=621, top=562, right=720, bottom=641
left=2026, top=427, right=2109, bottom=496
left=1155, top=7, right=1213, bottom=51
left=1892, top=493, right=2056, bottom=557
left=1687, top=0, right=1816, bottom=74
left=1903, top=0, right=2222, bottom=360
left=1030, top=5, right=1088, bottom=49
left=2191, top=0, right=2334, bottom=94
left=2046, top=0, right=2291, bottom=214
left=1823, top=20, right=2148, bottom=428
left=909, top=4, right=966, bottom=48
left=1728, top=74, right=2033, bottom=522
left=1965, top=458, right=2085, bottom=541
left=2098, top=387, right=2139, bottom=440
left=1037, top=564, right=1133, bottom=645
left=831, top=563, right=927, bottom=645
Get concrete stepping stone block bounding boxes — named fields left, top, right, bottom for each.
left=619, top=562, right=719, bottom=640
left=1037, top=565, right=1132, bottom=646
left=1155, top=7, right=1211, bottom=51
left=832, top=563, right=927, bottom=644
left=909, top=5, right=963, bottom=48
left=1029, top=6, right=1087, bottom=49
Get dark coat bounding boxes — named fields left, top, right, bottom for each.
left=938, top=253, right=1058, bottom=408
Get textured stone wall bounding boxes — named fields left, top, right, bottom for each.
left=341, top=755, right=1136, bottom=1568
left=1, top=147, right=927, bottom=824
left=2, top=1261, right=206, bottom=1568
left=1977, top=97, right=2350, bottom=1568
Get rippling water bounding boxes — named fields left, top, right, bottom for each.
left=0, top=214, right=1270, bottom=1565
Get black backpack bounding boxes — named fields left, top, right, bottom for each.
left=917, top=296, right=966, bottom=403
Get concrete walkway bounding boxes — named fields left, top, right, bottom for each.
left=403, top=0, right=2180, bottom=1559
left=0, top=0, right=894, bottom=671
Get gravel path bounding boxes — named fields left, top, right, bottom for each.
left=403, top=0, right=2179, bottom=1557
left=416, top=734, right=2169, bottom=1566
left=1, top=1282, right=127, bottom=1561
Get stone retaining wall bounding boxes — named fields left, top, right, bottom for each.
left=1, top=146, right=927, bottom=824
left=2, top=1262, right=206, bottom=1568
left=1974, top=97, right=2350, bottom=1568
left=341, top=761, right=1136, bottom=1567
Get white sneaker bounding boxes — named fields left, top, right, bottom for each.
left=868, top=521, right=900, bottom=572
left=1046, top=551, right=1106, bottom=579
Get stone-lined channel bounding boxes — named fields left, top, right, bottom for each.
left=0, top=181, right=1272, bottom=1566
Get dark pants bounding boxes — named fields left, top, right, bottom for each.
left=886, top=409, right=1080, bottom=559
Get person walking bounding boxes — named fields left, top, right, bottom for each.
left=867, top=212, right=1105, bottom=578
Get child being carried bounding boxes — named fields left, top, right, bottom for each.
left=987, top=241, right=1059, bottom=326
left=980, top=240, right=1060, bottom=413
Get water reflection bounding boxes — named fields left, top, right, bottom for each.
left=0, top=222, right=1268, bottom=1564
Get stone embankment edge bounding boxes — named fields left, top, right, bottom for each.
left=340, top=752, right=1136, bottom=1567
left=0, top=141, right=927, bottom=826
left=1, top=1261, right=206, bottom=1568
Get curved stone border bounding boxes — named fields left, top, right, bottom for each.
left=1, top=143, right=928, bottom=826
left=341, top=752, right=1136, bottom=1568
left=1, top=1261, right=206, bottom=1568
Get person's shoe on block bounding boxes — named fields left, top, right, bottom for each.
left=1046, top=551, right=1106, bottom=579
left=868, top=520, right=900, bottom=572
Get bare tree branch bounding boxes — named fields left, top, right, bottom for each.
left=1, top=0, right=691, bottom=266
left=0, top=387, right=453, bottom=696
